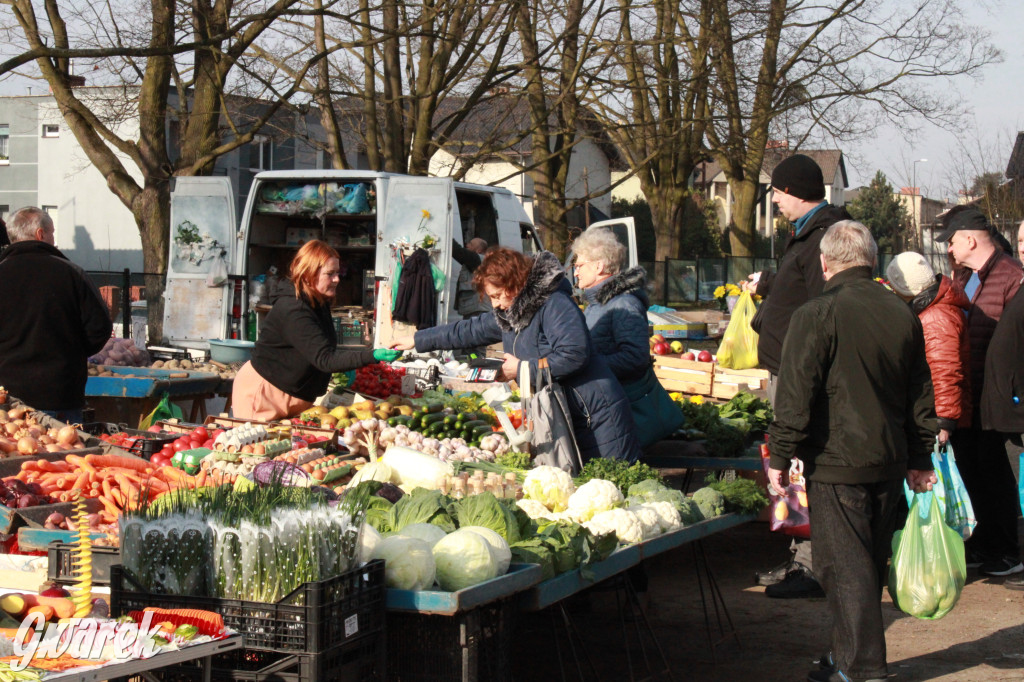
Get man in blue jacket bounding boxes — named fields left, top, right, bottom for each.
left=768, top=220, right=937, bottom=682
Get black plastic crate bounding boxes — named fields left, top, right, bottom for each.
left=82, top=422, right=177, bottom=459
left=386, top=599, right=515, bottom=682
left=48, top=542, right=120, bottom=586
left=121, top=633, right=384, bottom=682
left=110, top=559, right=385, bottom=654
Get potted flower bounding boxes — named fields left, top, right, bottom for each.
left=713, top=283, right=741, bottom=312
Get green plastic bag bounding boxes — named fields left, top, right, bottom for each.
left=716, top=291, right=759, bottom=369
left=139, top=392, right=184, bottom=430
left=887, top=492, right=965, bottom=620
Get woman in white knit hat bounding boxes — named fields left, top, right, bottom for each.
left=886, top=252, right=971, bottom=445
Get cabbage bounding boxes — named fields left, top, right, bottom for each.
left=348, top=461, right=395, bottom=487
left=454, top=492, right=521, bottom=544
left=523, top=466, right=576, bottom=512
left=432, top=528, right=499, bottom=591
left=461, top=526, right=512, bottom=575
left=397, top=522, right=448, bottom=548
left=389, top=488, right=456, bottom=534
left=358, top=524, right=382, bottom=565
left=371, top=536, right=436, bottom=590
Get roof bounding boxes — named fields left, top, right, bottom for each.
left=698, top=149, right=848, bottom=189
left=1006, top=132, right=1024, bottom=179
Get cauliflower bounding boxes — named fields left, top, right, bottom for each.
left=567, top=478, right=624, bottom=522
left=677, top=498, right=705, bottom=526
left=517, top=498, right=555, bottom=520
left=641, top=501, right=682, bottom=533
left=584, top=508, right=643, bottom=545
left=631, top=505, right=662, bottom=539
left=692, top=487, right=726, bottom=519
left=523, top=466, right=576, bottom=512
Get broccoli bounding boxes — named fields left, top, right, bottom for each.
left=677, top=497, right=705, bottom=526
left=627, top=479, right=686, bottom=509
left=692, top=487, right=726, bottom=519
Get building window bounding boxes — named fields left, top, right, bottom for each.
left=250, top=135, right=273, bottom=171
left=0, top=124, right=9, bottom=163
left=42, top=124, right=60, bottom=138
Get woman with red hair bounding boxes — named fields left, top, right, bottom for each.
left=233, top=240, right=400, bottom=420
left=393, top=248, right=641, bottom=463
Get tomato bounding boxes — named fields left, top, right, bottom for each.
left=202, top=438, right=214, bottom=449
left=191, top=426, right=209, bottom=442
left=211, top=429, right=226, bottom=440
left=150, top=452, right=172, bottom=467
left=172, top=438, right=191, bottom=452
left=159, top=444, right=175, bottom=458
left=147, top=425, right=165, bottom=434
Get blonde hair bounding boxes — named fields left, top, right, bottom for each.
left=290, top=240, right=339, bottom=305
left=571, top=228, right=626, bottom=275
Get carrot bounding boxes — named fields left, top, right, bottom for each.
left=195, top=469, right=208, bottom=488
left=113, top=472, right=139, bottom=498
left=65, top=454, right=95, bottom=473
left=101, top=479, right=113, bottom=499
left=156, top=466, right=190, bottom=485
left=97, top=495, right=120, bottom=517
left=134, top=608, right=224, bottom=637
left=35, top=460, right=69, bottom=473
left=25, top=605, right=55, bottom=622
left=83, top=454, right=151, bottom=474
left=70, top=471, right=89, bottom=492
left=19, top=462, right=41, bottom=472
left=108, top=489, right=127, bottom=509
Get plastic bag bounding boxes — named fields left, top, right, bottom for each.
left=139, top=392, right=184, bottom=430
left=888, top=492, right=966, bottom=620
left=206, top=251, right=228, bottom=287
left=340, top=183, right=370, bottom=214
left=760, top=442, right=810, bottom=539
left=903, top=439, right=976, bottom=541
left=716, top=291, right=759, bottom=369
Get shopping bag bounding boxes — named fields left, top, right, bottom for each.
left=623, top=366, right=685, bottom=449
left=888, top=492, right=966, bottom=620
left=903, top=439, right=976, bottom=541
left=139, top=392, right=184, bottom=430
left=520, top=359, right=584, bottom=475
left=206, top=251, right=228, bottom=287
left=716, top=291, right=759, bottom=369
left=760, top=441, right=810, bottom=539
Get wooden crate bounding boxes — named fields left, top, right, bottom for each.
left=653, top=356, right=714, bottom=395
left=712, top=366, right=770, bottom=399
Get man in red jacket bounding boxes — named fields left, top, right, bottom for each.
left=938, top=206, right=1023, bottom=577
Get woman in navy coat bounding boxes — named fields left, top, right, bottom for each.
left=392, top=248, right=641, bottom=463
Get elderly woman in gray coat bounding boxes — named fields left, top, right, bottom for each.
left=572, top=228, right=682, bottom=447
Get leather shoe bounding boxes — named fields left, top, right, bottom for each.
left=755, top=559, right=797, bottom=586
left=765, top=566, right=825, bottom=599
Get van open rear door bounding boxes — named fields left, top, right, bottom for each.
left=374, top=176, right=456, bottom=346
left=587, top=217, right=638, bottom=267
left=162, top=177, right=238, bottom=348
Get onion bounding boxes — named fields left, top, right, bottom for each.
left=56, top=425, right=78, bottom=447
left=45, top=512, right=65, bottom=526
left=0, top=438, right=14, bottom=454
left=3, top=423, right=18, bottom=437
left=27, top=426, right=42, bottom=440
left=17, top=437, right=38, bottom=455
left=45, top=444, right=62, bottom=452
left=37, top=435, right=55, bottom=445
left=0, top=410, right=6, bottom=421
left=7, top=407, right=26, bottom=420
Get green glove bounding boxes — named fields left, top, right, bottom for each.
left=373, top=348, right=403, bottom=362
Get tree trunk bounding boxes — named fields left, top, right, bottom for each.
left=728, top=179, right=759, bottom=257
left=131, top=182, right=171, bottom=344
left=646, top=185, right=689, bottom=260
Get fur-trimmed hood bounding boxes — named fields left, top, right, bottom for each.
left=586, top=266, right=649, bottom=307
left=493, top=251, right=566, bottom=333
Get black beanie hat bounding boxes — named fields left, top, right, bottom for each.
left=771, top=154, right=826, bottom=201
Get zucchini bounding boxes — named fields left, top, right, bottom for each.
left=420, top=401, right=444, bottom=414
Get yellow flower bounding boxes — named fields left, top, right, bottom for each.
left=689, top=395, right=705, bottom=404
left=669, top=392, right=683, bottom=401
left=713, top=285, right=726, bottom=299
left=421, top=209, right=431, bottom=220
left=727, top=283, right=741, bottom=295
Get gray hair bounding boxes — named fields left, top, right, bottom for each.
left=820, top=220, right=877, bottom=272
left=570, top=227, right=626, bottom=275
left=7, top=207, right=53, bottom=243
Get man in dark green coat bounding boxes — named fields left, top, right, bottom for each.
left=767, top=220, right=938, bottom=682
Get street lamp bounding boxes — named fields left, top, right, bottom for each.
left=913, top=158, right=927, bottom=250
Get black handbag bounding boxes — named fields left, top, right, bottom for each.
left=622, top=366, right=685, bottom=449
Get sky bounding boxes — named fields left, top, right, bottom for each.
left=843, top=1, right=1023, bottom=202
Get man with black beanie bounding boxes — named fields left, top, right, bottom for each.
left=744, top=153, right=851, bottom=599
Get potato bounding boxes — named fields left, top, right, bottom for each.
left=181, top=359, right=193, bottom=369
left=151, top=360, right=165, bottom=369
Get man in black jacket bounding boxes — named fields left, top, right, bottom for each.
left=746, top=154, right=850, bottom=597
left=768, top=220, right=937, bottom=682
left=0, top=207, right=112, bottom=421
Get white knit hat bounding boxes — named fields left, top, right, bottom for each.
left=886, top=252, right=936, bottom=297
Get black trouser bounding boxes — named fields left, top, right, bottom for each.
left=808, top=478, right=902, bottom=681
left=952, top=427, right=1020, bottom=560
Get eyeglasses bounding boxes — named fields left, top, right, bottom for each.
left=573, top=260, right=594, bottom=271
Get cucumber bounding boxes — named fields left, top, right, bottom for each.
left=387, top=415, right=412, bottom=426
left=459, top=420, right=489, bottom=431
left=421, top=413, right=446, bottom=427
left=443, top=415, right=459, bottom=427
left=455, top=411, right=478, bottom=424
left=471, top=424, right=494, bottom=436
left=420, top=401, right=444, bottom=414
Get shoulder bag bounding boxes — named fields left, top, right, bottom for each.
left=520, top=359, right=584, bottom=475
left=622, top=365, right=685, bottom=449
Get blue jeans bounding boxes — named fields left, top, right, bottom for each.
left=808, top=477, right=903, bottom=681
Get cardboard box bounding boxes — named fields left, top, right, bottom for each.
left=285, top=227, right=321, bottom=246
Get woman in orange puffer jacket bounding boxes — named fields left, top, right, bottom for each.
left=887, top=252, right=971, bottom=444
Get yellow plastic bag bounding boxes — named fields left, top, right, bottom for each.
left=716, top=291, right=759, bottom=369
left=138, top=392, right=184, bottom=430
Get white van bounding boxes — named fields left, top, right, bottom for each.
left=161, top=172, right=544, bottom=350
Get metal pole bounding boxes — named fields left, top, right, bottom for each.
left=121, top=268, right=131, bottom=339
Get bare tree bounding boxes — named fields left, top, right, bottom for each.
left=704, top=0, right=999, bottom=256
left=2, top=0, right=319, bottom=340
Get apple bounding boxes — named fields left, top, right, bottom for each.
left=670, top=341, right=684, bottom=354
left=697, top=350, right=714, bottom=363
left=681, top=351, right=696, bottom=361
left=651, top=334, right=666, bottom=344
left=653, top=342, right=671, bottom=355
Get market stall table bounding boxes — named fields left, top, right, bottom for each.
left=85, top=367, right=227, bottom=426
left=644, top=440, right=762, bottom=490
left=42, top=634, right=243, bottom=682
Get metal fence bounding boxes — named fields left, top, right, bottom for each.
left=85, top=269, right=160, bottom=337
